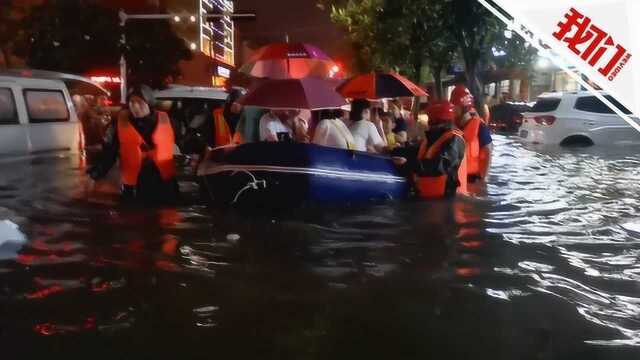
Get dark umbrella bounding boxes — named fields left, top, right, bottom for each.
left=238, top=78, right=348, bottom=110
left=337, top=71, right=428, bottom=99
left=239, top=43, right=342, bottom=80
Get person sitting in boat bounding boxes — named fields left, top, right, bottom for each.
left=388, top=100, right=409, bottom=145
left=259, top=110, right=293, bottom=142
left=87, top=85, right=179, bottom=203
left=412, top=101, right=467, bottom=199
left=348, top=99, right=387, bottom=153
left=288, top=109, right=311, bottom=143
left=380, top=110, right=402, bottom=149
left=312, top=109, right=356, bottom=150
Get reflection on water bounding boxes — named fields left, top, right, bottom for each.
left=1, top=140, right=640, bottom=358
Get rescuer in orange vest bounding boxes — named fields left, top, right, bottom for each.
left=413, top=101, right=467, bottom=199
left=87, top=85, right=179, bottom=202
left=451, top=91, right=493, bottom=182
left=208, top=89, right=243, bottom=148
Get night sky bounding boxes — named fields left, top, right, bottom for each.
left=234, top=0, right=353, bottom=67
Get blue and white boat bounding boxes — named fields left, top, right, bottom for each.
left=197, top=142, right=409, bottom=207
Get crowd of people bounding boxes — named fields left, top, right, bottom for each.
left=84, top=81, right=493, bottom=203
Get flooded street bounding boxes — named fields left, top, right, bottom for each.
left=2, top=135, right=640, bottom=359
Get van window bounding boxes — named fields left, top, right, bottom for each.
left=24, top=90, right=70, bottom=123
left=575, top=95, right=632, bottom=115
left=531, top=98, right=561, bottom=112
left=0, top=88, right=18, bottom=125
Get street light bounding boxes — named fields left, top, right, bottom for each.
left=189, top=16, right=197, bottom=23
left=173, top=16, right=181, bottom=23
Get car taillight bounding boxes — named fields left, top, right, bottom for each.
left=533, top=115, right=556, bottom=126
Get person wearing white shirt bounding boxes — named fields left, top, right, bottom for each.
left=259, top=110, right=293, bottom=142
left=347, top=99, right=387, bottom=153
left=312, top=109, right=355, bottom=150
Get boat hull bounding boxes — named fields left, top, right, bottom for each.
left=197, top=142, right=409, bottom=206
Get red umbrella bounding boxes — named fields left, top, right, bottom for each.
left=238, top=78, right=348, bottom=110
left=239, top=43, right=342, bottom=80
left=337, top=72, right=428, bottom=99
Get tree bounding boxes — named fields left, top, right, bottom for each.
left=328, top=0, right=458, bottom=98
left=24, top=1, right=121, bottom=74
left=492, top=28, right=538, bottom=69
left=124, top=19, right=193, bottom=88
left=329, top=0, right=383, bottom=73
left=22, top=0, right=192, bottom=88
left=450, top=0, right=503, bottom=101
left=0, top=1, right=29, bottom=69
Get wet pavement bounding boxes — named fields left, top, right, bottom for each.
left=1, top=135, right=640, bottom=359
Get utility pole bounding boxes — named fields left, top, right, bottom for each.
left=118, top=9, right=256, bottom=104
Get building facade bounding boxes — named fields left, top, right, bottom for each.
left=160, top=0, right=236, bottom=87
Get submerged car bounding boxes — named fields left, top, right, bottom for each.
left=518, top=91, right=640, bottom=146
left=154, top=85, right=228, bottom=153
left=489, top=102, right=532, bottom=133
left=0, top=75, right=82, bottom=155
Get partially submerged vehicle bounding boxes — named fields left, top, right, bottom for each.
left=0, top=75, right=82, bottom=155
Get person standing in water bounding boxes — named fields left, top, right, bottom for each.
left=413, top=101, right=467, bottom=199
left=452, top=92, right=493, bottom=182
left=87, top=85, right=179, bottom=203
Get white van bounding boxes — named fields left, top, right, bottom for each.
left=0, top=76, right=81, bottom=155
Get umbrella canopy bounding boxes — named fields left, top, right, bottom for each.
left=337, top=72, right=428, bottom=99
left=238, top=78, right=348, bottom=111
left=239, top=43, right=342, bottom=80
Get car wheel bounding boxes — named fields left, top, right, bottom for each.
left=560, top=135, right=594, bottom=147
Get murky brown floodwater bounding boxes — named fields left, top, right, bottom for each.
left=1, top=135, right=640, bottom=359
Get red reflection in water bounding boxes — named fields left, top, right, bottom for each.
left=456, top=267, right=482, bottom=277
left=155, top=259, right=179, bottom=272
left=454, top=202, right=482, bottom=224
left=33, top=316, right=97, bottom=336
left=161, top=235, right=178, bottom=256
left=457, top=227, right=481, bottom=239
left=460, top=240, right=484, bottom=249
left=158, top=208, right=182, bottom=228
left=17, top=254, right=36, bottom=265
left=34, top=323, right=56, bottom=336
left=25, top=285, right=64, bottom=299
left=91, top=281, right=110, bottom=293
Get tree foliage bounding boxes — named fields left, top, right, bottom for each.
left=0, top=1, right=29, bottom=68
left=329, top=0, right=383, bottom=73
left=327, top=0, right=539, bottom=101
left=21, top=0, right=192, bottom=88
left=329, top=0, right=460, bottom=98
left=450, top=0, right=504, bottom=99
left=492, top=29, right=538, bottom=69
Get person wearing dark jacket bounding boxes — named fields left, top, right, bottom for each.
left=87, top=85, right=179, bottom=203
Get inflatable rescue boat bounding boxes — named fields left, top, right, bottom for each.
left=197, top=142, right=409, bottom=207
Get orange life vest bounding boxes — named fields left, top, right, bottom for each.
left=213, top=108, right=233, bottom=147
left=118, top=111, right=176, bottom=187
left=414, top=129, right=468, bottom=199
left=461, top=115, right=482, bottom=177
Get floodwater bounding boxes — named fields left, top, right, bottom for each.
left=2, top=135, right=640, bottom=359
